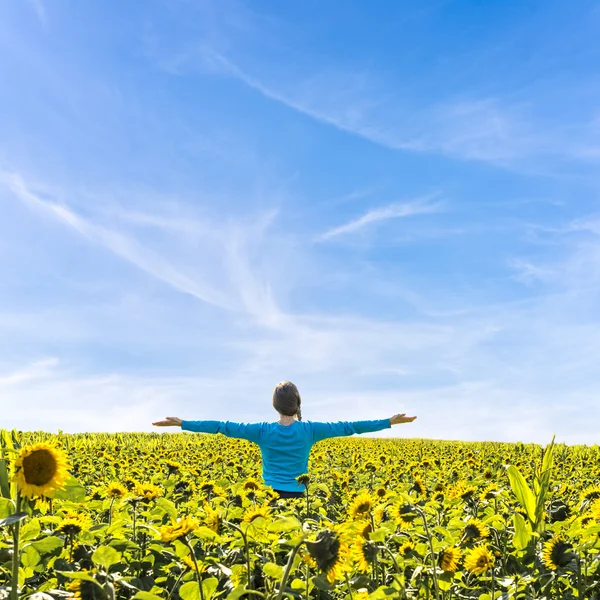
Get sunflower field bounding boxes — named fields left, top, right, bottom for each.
left=1, top=429, right=600, bottom=600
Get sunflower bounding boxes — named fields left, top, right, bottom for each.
left=390, top=503, right=417, bottom=529
left=464, top=546, right=494, bottom=575
left=591, top=499, right=600, bottom=520
left=348, top=491, right=375, bottom=519
left=135, top=482, right=162, bottom=502
left=411, top=477, right=427, bottom=498
left=463, top=518, right=490, bottom=541
left=105, top=482, right=127, bottom=499
left=398, top=540, right=415, bottom=557
left=160, top=516, right=199, bottom=542
left=243, top=505, right=271, bottom=523
left=243, top=478, right=261, bottom=491
left=305, top=525, right=351, bottom=583
left=182, top=554, right=208, bottom=573
left=296, top=473, right=310, bottom=488
left=56, top=513, right=89, bottom=537
left=12, top=442, right=70, bottom=499
left=375, top=487, right=387, bottom=499
left=165, top=460, right=181, bottom=475
left=479, top=484, right=499, bottom=502
left=542, top=536, right=576, bottom=570
left=353, top=520, right=373, bottom=539
left=439, top=547, right=461, bottom=572
left=203, top=504, right=222, bottom=534
left=580, top=485, right=600, bottom=504
left=353, top=540, right=378, bottom=573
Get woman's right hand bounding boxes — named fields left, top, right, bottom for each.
left=390, top=413, right=417, bottom=425
left=152, top=417, right=183, bottom=427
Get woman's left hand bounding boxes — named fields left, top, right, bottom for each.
left=152, top=417, right=183, bottom=427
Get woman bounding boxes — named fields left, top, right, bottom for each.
left=153, top=381, right=417, bottom=498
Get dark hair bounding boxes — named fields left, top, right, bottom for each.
left=272, top=381, right=302, bottom=421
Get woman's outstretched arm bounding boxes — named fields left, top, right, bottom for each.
left=152, top=417, right=263, bottom=444
left=311, top=413, right=416, bottom=443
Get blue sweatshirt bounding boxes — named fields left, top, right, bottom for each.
left=180, top=419, right=391, bottom=492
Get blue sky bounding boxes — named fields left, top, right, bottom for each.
left=1, top=0, right=600, bottom=443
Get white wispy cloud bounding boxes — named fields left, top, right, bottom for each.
left=319, top=197, right=442, bottom=241
left=2, top=172, right=236, bottom=311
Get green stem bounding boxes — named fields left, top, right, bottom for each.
left=276, top=542, right=303, bottom=600
left=415, top=507, right=440, bottom=600
left=10, top=494, right=21, bottom=600
left=225, top=520, right=252, bottom=590
left=184, top=536, right=205, bottom=600
left=344, top=573, right=354, bottom=600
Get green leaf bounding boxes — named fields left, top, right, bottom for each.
left=0, top=512, right=28, bottom=527
left=53, top=475, right=86, bottom=502
left=32, top=535, right=63, bottom=554
left=20, top=517, right=41, bottom=541
left=267, top=516, right=302, bottom=532
left=0, top=497, right=14, bottom=519
left=202, top=577, right=218, bottom=600
left=156, top=498, right=177, bottom=520
left=21, top=545, right=41, bottom=568
left=224, top=586, right=247, bottom=600
left=179, top=581, right=202, bottom=600
left=263, top=562, right=283, bottom=578
left=513, top=512, right=532, bottom=550
left=133, top=593, right=164, bottom=600
left=312, top=575, right=333, bottom=591
left=0, top=458, right=10, bottom=499
left=92, top=545, right=122, bottom=570
left=57, top=571, right=102, bottom=585
left=506, top=466, right=536, bottom=523
left=193, top=526, right=222, bottom=541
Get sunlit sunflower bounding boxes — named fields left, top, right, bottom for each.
left=105, top=482, right=127, bottom=499
left=398, top=540, right=415, bottom=557
left=243, top=505, right=271, bottom=523
left=305, top=525, right=351, bottom=583
left=165, top=460, right=181, bottom=475
left=12, top=442, right=70, bottom=499
left=542, top=536, right=575, bottom=570
left=56, top=513, right=89, bottom=537
left=296, top=473, right=310, bottom=488
left=375, top=487, right=387, bottom=499
left=464, top=546, right=494, bottom=575
left=390, top=503, right=417, bottom=529
left=348, top=491, right=375, bottom=519
left=160, top=516, right=199, bottom=542
left=411, top=477, right=427, bottom=498
left=243, top=478, right=261, bottom=491
left=580, top=485, right=600, bottom=504
left=135, top=482, right=162, bottom=502
left=203, top=504, right=222, bottom=534
left=182, top=554, right=208, bottom=573
left=353, top=540, right=378, bottom=573
left=439, top=547, right=461, bottom=572
left=591, top=499, right=600, bottom=520
left=353, top=520, right=373, bottom=539
left=480, top=484, right=499, bottom=502
left=463, top=518, right=490, bottom=540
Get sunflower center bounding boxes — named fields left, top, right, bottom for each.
left=22, top=449, right=58, bottom=486
left=476, top=556, right=488, bottom=568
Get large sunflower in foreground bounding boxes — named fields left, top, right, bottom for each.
left=12, top=442, right=70, bottom=499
